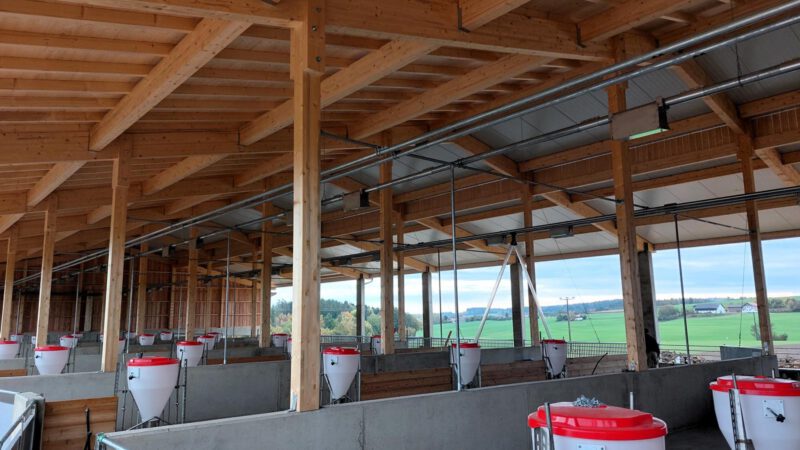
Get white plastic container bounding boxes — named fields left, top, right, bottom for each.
left=30, top=336, right=36, bottom=346
left=450, top=342, right=481, bottom=386
left=159, top=331, right=173, bottom=342
left=370, top=335, right=382, bottom=355
left=34, top=346, right=70, bottom=375
left=286, top=338, right=292, bottom=356
left=323, top=347, right=360, bottom=401
left=59, top=335, right=78, bottom=349
left=9, top=334, right=23, bottom=343
left=197, top=335, right=215, bottom=351
left=542, top=339, right=568, bottom=377
left=0, top=340, right=19, bottom=359
left=528, top=403, right=667, bottom=450
left=271, top=333, right=288, bottom=349
left=127, top=357, right=180, bottom=421
left=139, top=334, right=155, bottom=346
left=207, top=331, right=221, bottom=343
left=177, top=341, right=204, bottom=367
left=710, top=375, right=800, bottom=450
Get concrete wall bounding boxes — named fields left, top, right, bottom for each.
left=102, top=356, right=777, bottom=450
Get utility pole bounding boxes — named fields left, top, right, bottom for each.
left=562, top=296, right=574, bottom=342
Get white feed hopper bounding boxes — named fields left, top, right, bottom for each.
left=197, top=335, right=215, bottom=351
left=207, top=331, right=220, bottom=343
left=711, top=375, right=800, bottom=450
left=450, top=342, right=481, bottom=386
left=177, top=341, right=203, bottom=367
left=271, top=333, right=288, bottom=349
left=323, top=347, right=360, bottom=401
left=10, top=334, right=23, bottom=343
left=370, top=335, right=382, bottom=355
left=139, top=334, right=155, bottom=346
left=59, top=335, right=78, bottom=349
left=0, top=341, right=19, bottom=359
left=286, top=338, right=292, bottom=356
left=542, top=339, right=568, bottom=377
left=528, top=402, right=667, bottom=450
left=159, top=331, right=173, bottom=341
left=127, top=357, right=180, bottom=421
left=34, top=346, right=69, bottom=375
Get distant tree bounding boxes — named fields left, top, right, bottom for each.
left=751, top=323, right=788, bottom=341
left=658, top=305, right=682, bottom=322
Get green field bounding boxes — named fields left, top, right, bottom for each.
left=420, top=311, right=800, bottom=347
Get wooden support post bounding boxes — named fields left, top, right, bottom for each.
left=35, top=196, right=57, bottom=347
left=355, top=274, right=364, bottom=337
left=185, top=228, right=199, bottom=341
left=100, top=152, right=129, bottom=372
left=379, top=159, right=395, bottom=355
left=251, top=241, right=258, bottom=338
left=83, top=294, right=93, bottom=333
left=260, top=203, right=273, bottom=347
left=510, top=262, right=523, bottom=347
left=289, top=0, right=325, bottom=412
left=638, top=249, right=658, bottom=339
left=521, top=182, right=539, bottom=345
left=0, top=228, right=17, bottom=339
left=205, top=261, right=214, bottom=331
left=422, top=268, right=432, bottom=346
left=608, top=73, right=647, bottom=372
left=169, top=265, right=177, bottom=330
left=135, top=244, right=148, bottom=336
left=738, top=134, right=774, bottom=355
left=396, top=214, right=406, bottom=341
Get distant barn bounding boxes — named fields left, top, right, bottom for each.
left=694, top=303, right=727, bottom=315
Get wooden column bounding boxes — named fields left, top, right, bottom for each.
left=0, top=228, right=17, bottom=339
left=250, top=241, right=258, bottom=338
left=260, top=203, right=273, bottom=347
left=100, top=152, right=129, bottom=371
left=421, top=268, right=432, bottom=345
left=739, top=134, right=774, bottom=355
left=185, top=228, right=199, bottom=341
left=521, top=182, right=539, bottom=345
left=289, top=0, right=324, bottom=412
left=135, top=244, right=148, bottom=336
left=510, top=262, right=523, bottom=347
left=379, top=159, right=395, bottom=355
left=608, top=73, right=647, bottom=372
left=83, top=294, right=93, bottom=333
left=35, top=196, right=57, bottom=347
left=396, top=214, right=406, bottom=341
left=355, top=274, right=364, bottom=337
left=168, top=265, right=177, bottom=330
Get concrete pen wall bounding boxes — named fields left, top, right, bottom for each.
left=101, top=356, right=776, bottom=450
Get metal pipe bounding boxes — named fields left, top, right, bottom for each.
left=96, top=433, right=128, bottom=450
left=474, top=245, right=514, bottom=341
left=450, top=166, right=463, bottom=391
left=674, top=214, right=692, bottom=364
left=13, top=9, right=800, bottom=286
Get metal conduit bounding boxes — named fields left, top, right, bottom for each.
left=12, top=4, right=800, bottom=286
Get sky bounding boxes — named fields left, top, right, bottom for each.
left=273, top=237, right=800, bottom=315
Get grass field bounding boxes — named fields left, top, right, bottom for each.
left=420, top=311, right=800, bottom=347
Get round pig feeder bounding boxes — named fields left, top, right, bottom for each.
left=34, top=346, right=69, bottom=375
left=528, top=401, right=668, bottom=449
left=370, top=335, right=382, bottom=355
left=138, top=334, right=155, bottom=346
left=125, top=357, right=185, bottom=429
left=159, top=331, right=174, bottom=342
left=0, top=340, right=19, bottom=360
left=710, top=374, right=800, bottom=450
left=322, top=347, right=360, bottom=405
left=542, top=339, right=568, bottom=379
left=271, top=333, right=288, bottom=350
left=450, top=342, right=481, bottom=389
left=176, top=341, right=203, bottom=367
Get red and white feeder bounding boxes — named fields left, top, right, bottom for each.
left=34, top=346, right=70, bottom=375
left=0, top=340, right=19, bottom=359
left=176, top=341, right=204, bottom=367
left=528, top=403, right=667, bottom=450
left=9, top=334, right=23, bottom=343
left=286, top=338, right=292, bottom=356
left=710, top=375, right=800, bottom=450
left=197, top=335, right=215, bottom=351
left=127, top=357, right=180, bottom=421
left=271, top=333, right=288, bottom=349
left=159, top=331, right=173, bottom=341
left=207, top=331, right=221, bottom=343
left=542, top=339, right=568, bottom=377
left=323, top=347, right=360, bottom=401
left=59, top=334, right=78, bottom=349
left=450, top=342, right=481, bottom=386
left=370, top=335, right=383, bottom=355
left=138, top=334, right=155, bottom=346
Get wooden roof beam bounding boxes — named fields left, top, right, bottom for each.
left=754, top=147, right=800, bottom=186
left=458, top=0, right=531, bottom=31
left=671, top=59, right=746, bottom=135
left=89, top=18, right=251, bottom=150
left=579, top=0, right=702, bottom=43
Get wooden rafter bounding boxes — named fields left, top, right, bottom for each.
left=755, top=147, right=800, bottom=186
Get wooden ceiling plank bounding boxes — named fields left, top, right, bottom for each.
left=579, top=0, right=703, bottom=43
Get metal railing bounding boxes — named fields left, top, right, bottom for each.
left=566, top=342, right=627, bottom=358
left=0, top=393, right=39, bottom=450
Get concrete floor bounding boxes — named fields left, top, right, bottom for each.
left=666, top=424, right=729, bottom=449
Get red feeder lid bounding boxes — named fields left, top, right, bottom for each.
left=528, top=403, right=667, bottom=441
left=542, top=339, right=567, bottom=344
left=161, top=331, right=172, bottom=334
left=62, top=335, right=75, bottom=338
left=710, top=375, right=800, bottom=397
left=272, top=333, right=288, bottom=336
left=198, top=335, right=214, bottom=340
left=323, top=346, right=359, bottom=355
left=207, top=331, right=219, bottom=335
left=451, top=342, right=480, bottom=348
left=371, top=335, right=382, bottom=339
left=177, top=341, right=203, bottom=346
left=0, top=340, right=16, bottom=344
left=35, top=346, right=68, bottom=352
left=128, top=356, right=179, bottom=367
left=140, top=333, right=155, bottom=337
